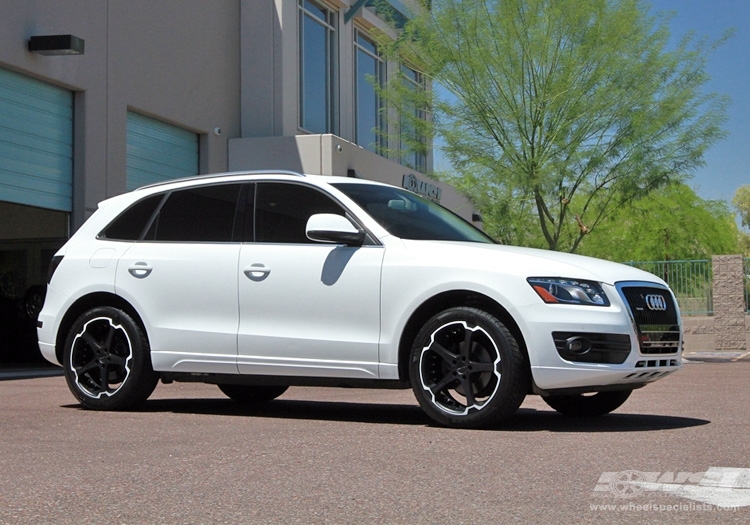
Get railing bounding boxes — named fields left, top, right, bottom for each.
left=745, top=258, right=750, bottom=313
left=624, top=259, right=713, bottom=315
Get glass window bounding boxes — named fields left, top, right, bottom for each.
left=145, top=184, right=242, bottom=242
left=101, top=194, right=164, bottom=240
left=354, top=29, right=384, bottom=153
left=333, top=182, right=493, bottom=243
left=254, top=183, right=345, bottom=243
left=400, top=64, right=427, bottom=171
left=299, top=0, right=337, bottom=134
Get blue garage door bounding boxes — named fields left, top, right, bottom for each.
left=0, top=68, right=73, bottom=212
left=126, top=112, right=199, bottom=190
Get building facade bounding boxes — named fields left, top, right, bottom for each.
left=0, top=0, right=479, bottom=368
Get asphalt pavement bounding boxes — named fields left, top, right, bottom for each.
left=1, top=358, right=749, bottom=524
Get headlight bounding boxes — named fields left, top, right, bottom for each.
left=527, top=277, right=609, bottom=306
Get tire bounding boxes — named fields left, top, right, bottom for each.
left=218, top=384, right=289, bottom=403
left=63, top=306, right=158, bottom=410
left=409, top=307, right=529, bottom=429
left=542, top=390, right=632, bottom=417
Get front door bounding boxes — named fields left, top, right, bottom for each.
left=237, top=182, right=383, bottom=379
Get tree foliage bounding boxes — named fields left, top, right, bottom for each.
left=577, top=183, right=740, bottom=261
left=381, top=0, right=730, bottom=252
left=732, top=185, right=750, bottom=230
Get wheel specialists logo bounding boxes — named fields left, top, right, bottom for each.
left=590, top=467, right=750, bottom=511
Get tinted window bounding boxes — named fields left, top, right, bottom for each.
left=255, top=183, right=345, bottom=243
left=101, top=194, right=163, bottom=240
left=145, top=184, right=242, bottom=242
left=333, top=183, right=494, bottom=243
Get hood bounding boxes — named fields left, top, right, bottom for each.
left=399, top=240, right=665, bottom=287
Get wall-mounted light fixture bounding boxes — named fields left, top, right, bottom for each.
left=28, top=34, right=85, bottom=56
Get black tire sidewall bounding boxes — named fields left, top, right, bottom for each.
left=409, top=307, right=528, bottom=429
left=217, top=384, right=289, bottom=403
left=542, top=390, right=633, bottom=417
left=63, top=306, right=158, bottom=410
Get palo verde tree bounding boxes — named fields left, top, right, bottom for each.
left=380, top=0, right=730, bottom=252
left=578, top=182, right=740, bottom=262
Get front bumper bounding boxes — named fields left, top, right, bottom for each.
left=516, top=282, right=682, bottom=392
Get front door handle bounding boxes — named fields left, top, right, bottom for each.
left=244, top=264, right=271, bottom=282
left=128, top=262, right=153, bottom=279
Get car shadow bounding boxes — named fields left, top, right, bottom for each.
left=63, top=398, right=710, bottom=432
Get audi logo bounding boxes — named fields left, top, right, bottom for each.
left=644, top=294, right=668, bottom=311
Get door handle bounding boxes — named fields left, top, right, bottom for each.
left=128, top=262, right=153, bottom=279
left=244, top=264, right=271, bottom=281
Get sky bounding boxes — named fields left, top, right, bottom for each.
left=648, top=0, right=750, bottom=205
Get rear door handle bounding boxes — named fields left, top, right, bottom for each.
left=128, top=262, right=153, bottom=279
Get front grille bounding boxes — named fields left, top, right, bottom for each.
left=619, top=285, right=681, bottom=355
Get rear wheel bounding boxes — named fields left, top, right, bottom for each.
left=542, top=390, right=632, bottom=417
left=409, top=307, right=528, bottom=429
left=218, top=384, right=289, bottom=403
left=63, top=306, right=158, bottom=410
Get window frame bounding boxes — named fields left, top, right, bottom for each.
left=399, top=63, right=428, bottom=172
left=354, top=27, right=385, bottom=154
left=298, top=0, right=339, bottom=135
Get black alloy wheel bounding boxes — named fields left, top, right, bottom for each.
left=409, top=307, right=528, bottom=429
left=63, top=306, right=158, bottom=410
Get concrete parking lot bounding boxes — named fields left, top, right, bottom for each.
left=1, top=360, right=749, bottom=524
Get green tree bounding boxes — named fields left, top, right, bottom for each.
left=382, top=0, right=730, bottom=252
left=578, top=183, right=740, bottom=261
left=732, top=185, right=750, bottom=229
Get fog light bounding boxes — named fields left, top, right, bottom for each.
left=565, top=336, right=592, bottom=355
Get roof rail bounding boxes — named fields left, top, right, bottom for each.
left=135, top=170, right=306, bottom=191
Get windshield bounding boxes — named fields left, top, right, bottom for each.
left=333, top=182, right=494, bottom=243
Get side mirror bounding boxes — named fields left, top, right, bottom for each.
left=306, top=214, right=366, bottom=246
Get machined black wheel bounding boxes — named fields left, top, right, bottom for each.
left=542, top=390, right=632, bottom=417
left=409, top=307, right=528, bottom=429
left=63, top=306, right=158, bottom=410
left=218, top=384, right=289, bottom=403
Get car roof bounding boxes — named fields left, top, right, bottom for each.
left=132, top=170, right=392, bottom=193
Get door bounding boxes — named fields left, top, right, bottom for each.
left=237, top=182, right=383, bottom=378
left=114, top=183, right=243, bottom=374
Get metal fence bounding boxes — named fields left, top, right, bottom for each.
left=746, top=258, right=750, bottom=314
left=624, top=259, right=713, bottom=315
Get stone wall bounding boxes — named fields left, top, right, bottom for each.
left=681, top=255, right=748, bottom=353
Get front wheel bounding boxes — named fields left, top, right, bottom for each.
left=409, top=307, right=529, bottom=429
left=542, top=390, right=632, bottom=417
left=63, top=306, right=158, bottom=410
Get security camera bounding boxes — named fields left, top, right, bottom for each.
left=213, top=127, right=222, bottom=136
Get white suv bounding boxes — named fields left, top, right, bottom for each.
left=37, top=171, right=682, bottom=428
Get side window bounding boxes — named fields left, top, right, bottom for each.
left=146, top=184, right=242, bottom=242
left=101, top=194, right=164, bottom=240
left=255, top=182, right=345, bottom=243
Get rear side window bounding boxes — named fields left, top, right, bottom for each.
left=145, top=184, right=242, bottom=242
left=101, top=194, right=163, bottom=240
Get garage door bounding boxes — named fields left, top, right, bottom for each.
left=0, top=68, right=73, bottom=212
left=126, top=112, right=199, bottom=190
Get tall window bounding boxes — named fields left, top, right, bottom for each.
left=354, top=28, right=384, bottom=153
left=400, top=64, right=427, bottom=172
left=299, top=0, right=337, bottom=134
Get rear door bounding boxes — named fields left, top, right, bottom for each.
left=114, top=183, right=243, bottom=374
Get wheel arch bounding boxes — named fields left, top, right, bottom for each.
left=54, top=292, right=147, bottom=365
left=397, top=290, right=529, bottom=384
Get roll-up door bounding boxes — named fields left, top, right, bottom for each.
left=0, top=68, right=73, bottom=212
left=126, top=112, right=199, bottom=190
